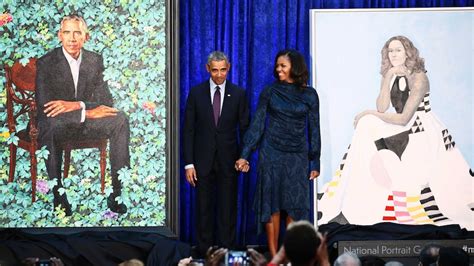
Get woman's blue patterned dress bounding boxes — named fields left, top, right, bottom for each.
left=240, top=82, right=321, bottom=231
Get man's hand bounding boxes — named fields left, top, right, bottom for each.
left=185, top=168, right=197, bottom=187
left=85, top=105, right=119, bottom=119
left=44, top=100, right=82, bottom=117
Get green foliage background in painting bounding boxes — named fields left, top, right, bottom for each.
left=0, top=0, right=167, bottom=227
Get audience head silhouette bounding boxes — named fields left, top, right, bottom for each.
left=334, top=251, right=361, bottom=266
left=359, top=255, right=385, bottom=266
left=418, top=243, right=441, bottom=266
left=283, top=220, right=321, bottom=266
left=437, top=246, right=469, bottom=266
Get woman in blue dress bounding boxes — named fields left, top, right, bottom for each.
left=235, top=49, right=321, bottom=256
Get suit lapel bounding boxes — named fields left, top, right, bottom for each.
left=55, top=49, right=76, bottom=99
left=218, top=82, right=233, bottom=127
left=202, top=81, right=216, bottom=128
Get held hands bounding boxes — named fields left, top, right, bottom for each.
left=86, top=105, right=119, bottom=119
left=235, top=159, right=318, bottom=177
left=44, top=100, right=82, bottom=117
left=235, top=158, right=250, bottom=172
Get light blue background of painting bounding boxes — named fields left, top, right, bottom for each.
left=310, top=8, right=473, bottom=185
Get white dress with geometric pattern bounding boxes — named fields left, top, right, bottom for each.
left=317, top=76, right=473, bottom=230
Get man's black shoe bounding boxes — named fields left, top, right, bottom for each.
left=53, top=193, right=72, bottom=216
left=107, top=194, right=127, bottom=214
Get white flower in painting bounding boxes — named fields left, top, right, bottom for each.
left=145, top=175, right=156, bottom=183
left=144, top=26, right=154, bottom=33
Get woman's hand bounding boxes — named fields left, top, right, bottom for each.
left=235, top=158, right=250, bottom=172
left=353, top=110, right=376, bottom=128
left=387, top=65, right=409, bottom=78
left=309, top=170, right=320, bottom=180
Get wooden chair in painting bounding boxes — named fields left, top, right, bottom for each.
left=4, top=58, right=108, bottom=202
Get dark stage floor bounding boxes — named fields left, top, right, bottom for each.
left=0, top=229, right=190, bottom=266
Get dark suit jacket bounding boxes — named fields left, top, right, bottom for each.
left=183, top=80, right=249, bottom=177
left=35, top=47, right=114, bottom=127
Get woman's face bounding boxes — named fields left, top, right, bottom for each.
left=388, top=40, right=407, bottom=67
left=275, top=55, right=293, bottom=83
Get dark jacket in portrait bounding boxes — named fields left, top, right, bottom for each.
left=36, top=47, right=114, bottom=127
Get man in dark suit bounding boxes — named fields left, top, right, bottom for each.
left=35, top=15, right=129, bottom=216
left=183, top=51, right=249, bottom=256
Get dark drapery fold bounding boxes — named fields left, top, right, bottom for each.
left=179, top=0, right=471, bottom=246
left=0, top=230, right=190, bottom=266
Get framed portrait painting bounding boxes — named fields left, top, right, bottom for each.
left=310, top=7, right=473, bottom=229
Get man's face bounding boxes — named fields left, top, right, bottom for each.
left=206, top=60, right=230, bottom=85
left=58, top=20, right=88, bottom=59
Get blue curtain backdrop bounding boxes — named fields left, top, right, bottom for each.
left=179, top=0, right=472, bottom=246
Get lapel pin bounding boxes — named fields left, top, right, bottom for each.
left=227, top=94, right=231, bottom=97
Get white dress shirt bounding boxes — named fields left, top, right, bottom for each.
left=62, top=47, right=86, bottom=122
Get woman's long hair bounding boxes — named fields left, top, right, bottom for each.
left=273, top=49, right=309, bottom=88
